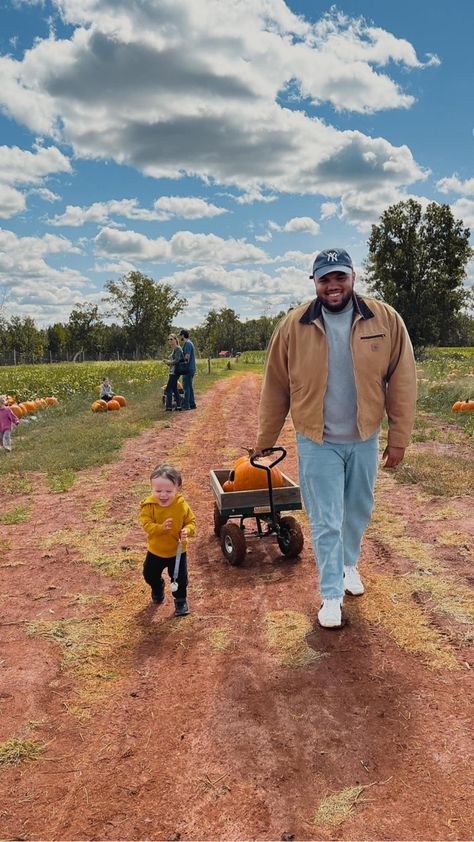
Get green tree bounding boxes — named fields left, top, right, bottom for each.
left=67, top=304, right=106, bottom=358
left=364, top=200, right=473, bottom=349
left=46, top=323, right=69, bottom=360
left=104, top=271, right=186, bottom=358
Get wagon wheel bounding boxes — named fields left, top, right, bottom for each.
left=213, top=503, right=229, bottom=537
left=221, top=523, right=247, bottom=566
left=277, top=516, right=304, bottom=558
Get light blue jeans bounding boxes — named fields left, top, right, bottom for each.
left=296, top=433, right=379, bottom=600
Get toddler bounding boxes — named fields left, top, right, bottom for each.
left=99, top=377, right=114, bottom=402
left=139, top=464, right=196, bottom=616
left=0, top=395, right=20, bottom=452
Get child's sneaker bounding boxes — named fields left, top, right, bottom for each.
left=174, top=599, right=189, bottom=616
left=317, top=598, right=343, bottom=628
left=151, top=579, right=165, bottom=604
left=344, top=565, right=364, bottom=595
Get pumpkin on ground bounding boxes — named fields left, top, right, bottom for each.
left=45, top=396, right=58, bottom=406
left=452, top=398, right=474, bottom=412
left=10, top=404, right=25, bottom=419
left=91, top=400, right=107, bottom=412
left=114, top=395, right=127, bottom=407
left=107, top=399, right=121, bottom=411
left=24, top=401, right=36, bottom=413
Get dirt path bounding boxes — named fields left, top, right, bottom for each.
left=1, top=373, right=473, bottom=841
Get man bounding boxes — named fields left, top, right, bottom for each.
left=178, top=329, right=197, bottom=410
left=253, top=248, right=416, bottom=629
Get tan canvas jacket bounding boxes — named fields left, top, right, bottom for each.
left=256, top=294, right=417, bottom=451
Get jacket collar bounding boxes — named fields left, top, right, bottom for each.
left=299, top=293, right=375, bottom=324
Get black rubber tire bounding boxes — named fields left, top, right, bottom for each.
left=213, top=503, right=228, bottom=537
left=220, top=523, right=247, bottom=566
left=277, top=516, right=304, bottom=558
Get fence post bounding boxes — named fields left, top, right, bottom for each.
left=207, top=356, right=211, bottom=374
left=13, top=349, right=17, bottom=365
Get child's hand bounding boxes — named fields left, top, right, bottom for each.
left=180, top=527, right=188, bottom=541
left=162, top=517, right=173, bottom=531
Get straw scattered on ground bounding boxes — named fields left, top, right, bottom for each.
left=264, top=610, right=323, bottom=668
left=0, top=738, right=45, bottom=767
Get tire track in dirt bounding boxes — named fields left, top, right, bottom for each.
left=1, top=372, right=473, bottom=841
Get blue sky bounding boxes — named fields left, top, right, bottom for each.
left=0, top=0, right=473, bottom=327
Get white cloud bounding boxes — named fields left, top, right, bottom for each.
left=0, top=2, right=432, bottom=206
left=271, top=216, right=320, bottom=234
left=49, top=195, right=227, bottom=226
left=320, top=201, right=339, bottom=219
left=95, top=226, right=269, bottom=264
left=0, top=227, right=92, bottom=323
left=437, top=174, right=474, bottom=197
left=451, top=199, right=474, bottom=229
left=0, top=144, right=71, bottom=218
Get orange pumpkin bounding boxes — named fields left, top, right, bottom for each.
left=19, top=402, right=29, bottom=414
left=114, top=395, right=127, bottom=407
left=231, top=457, right=284, bottom=492
left=24, top=401, right=36, bottom=412
left=107, top=399, right=121, bottom=411
left=460, top=399, right=474, bottom=411
left=6, top=395, right=16, bottom=406
left=452, top=401, right=463, bottom=412
left=10, top=404, right=25, bottom=418
left=222, top=480, right=234, bottom=492
left=45, top=396, right=58, bottom=406
left=91, top=400, right=107, bottom=412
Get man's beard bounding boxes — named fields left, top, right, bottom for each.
left=319, top=292, right=353, bottom=313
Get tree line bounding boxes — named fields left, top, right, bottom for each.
left=1, top=200, right=473, bottom=365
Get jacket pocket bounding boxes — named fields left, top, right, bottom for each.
left=360, top=334, right=386, bottom=340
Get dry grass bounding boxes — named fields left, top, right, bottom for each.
left=347, top=572, right=460, bottom=670
left=208, top=627, right=232, bottom=652
left=0, top=737, right=45, bottom=767
left=396, top=451, right=473, bottom=497
left=26, top=582, right=192, bottom=718
left=0, top=504, right=32, bottom=525
left=311, top=785, right=366, bottom=828
left=82, top=497, right=111, bottom=522
left=420, top=505, right=464, bottom=521
left=408, top=573, right=474, bottom=624
left=367, top=503, right=438, bottom=571
left=264, top=610, right=323, bottom=668
left=41, top=526, right=139, bottom=577
left=0, top=537, right=11, bottom=551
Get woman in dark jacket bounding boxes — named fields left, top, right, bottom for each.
left=164, top=334, right=184, bottom=411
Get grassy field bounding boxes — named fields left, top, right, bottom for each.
left=1, top=357, right=239, bottom=481
left=1, top=348, right=472, bottom=496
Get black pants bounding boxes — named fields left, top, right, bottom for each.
left=165, top=373, right=182, bottom=409
left=143, top=550, right=188, bottom=600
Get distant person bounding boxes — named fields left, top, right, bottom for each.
left=164, top=334, right=184, bottom=411
left=0, top=395, right=20, bottom=452
left=139, top=463, right=196, bottom=616
left=178, top=329, right=197, bottom=410
left=99, top=377, right=114, bottom=402
left=253, top=248, right=417, bottom=629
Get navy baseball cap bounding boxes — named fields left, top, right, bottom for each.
left=311, top=248, right=354, bottom=279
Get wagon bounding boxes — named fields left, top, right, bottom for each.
left=209, top=447, right=304, bottom=565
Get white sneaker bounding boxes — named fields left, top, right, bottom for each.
left=344, top=565, right=364, bottom=595
left=318, top=598, right=343, bottom=628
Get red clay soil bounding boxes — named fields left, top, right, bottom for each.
left=0, top=373, right=472, bottom=841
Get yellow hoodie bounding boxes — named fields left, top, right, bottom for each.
left=139, top=492, right=197, bottom=557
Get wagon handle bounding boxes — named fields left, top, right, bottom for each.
left=250, top=447, right=286, bottom=527
left=250, top=446, right=286, bottom=471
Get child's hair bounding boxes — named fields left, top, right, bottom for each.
left=102, top=376, right=109, bottom=382
left=150, top=463, right=182, bottom=487
left=0, top=395, right=6, bottom=405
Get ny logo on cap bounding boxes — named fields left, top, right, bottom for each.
left=327, top=251, right=339, bottom=262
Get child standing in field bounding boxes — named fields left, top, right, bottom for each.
left=139, top=464, right=196, bottom=616
left=0, top=395, right=20, bottom=452
left=99, top=377, right=114, bottom=402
